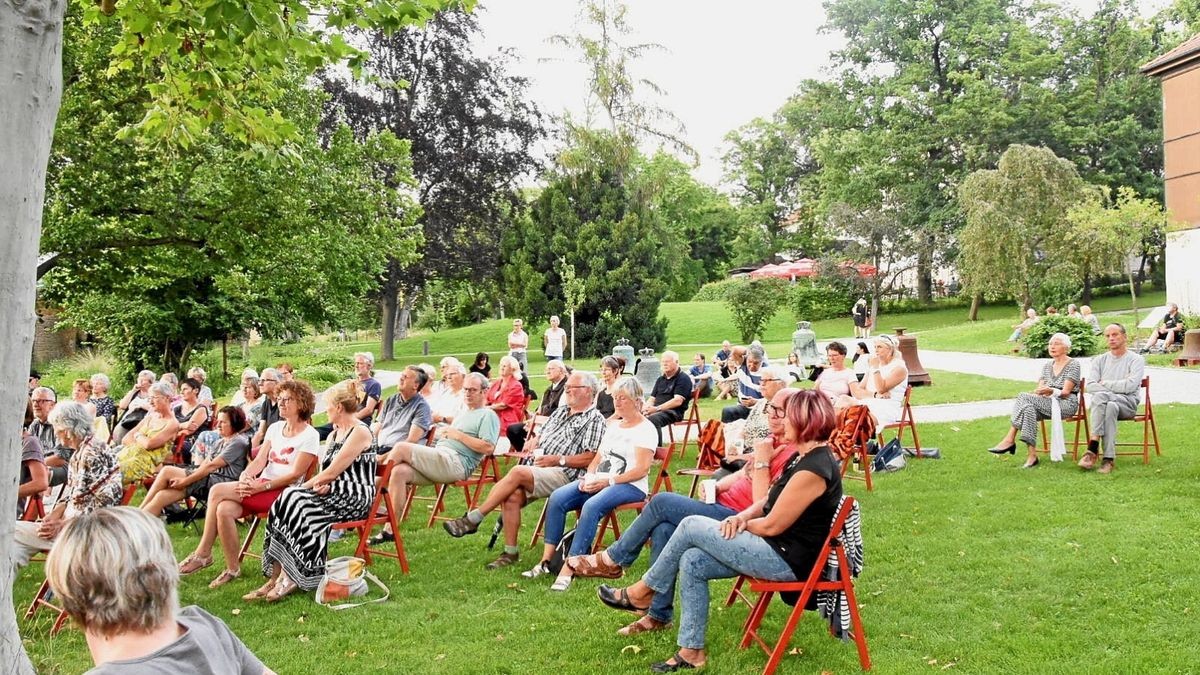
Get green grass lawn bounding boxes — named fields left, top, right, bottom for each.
left=19, top=401, right=1200, bottom=674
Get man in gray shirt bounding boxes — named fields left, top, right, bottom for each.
left=373, top=365, right=432, bottom=454
left=1078, top=323, right=1145, bottom=474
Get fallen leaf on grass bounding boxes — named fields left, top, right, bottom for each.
left=941, top=661, right=958, bottom=669
left=899, top=633, right=915, bottom=639
left=435, top=654, right=445, bottom=661
left=231, top=609, right=241, bottom=616
left=621, top=645, right=642, bottom=654
left=1111, top=556, right=1119, bottom=565
left=788, top=647, right=803, bottom=655
left=950, top=426, right=960, bottom=432
left=297, top=635, right=310, bottom=643
left=495, top=633, right=505, bottom=641
left=297, top=616, right=305, bottom=623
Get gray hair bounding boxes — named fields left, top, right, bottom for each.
left=439, top=356, right=463, bottom=369
left=661, top=350, right=680, bottom=363
left=498, top=355, right=521, bottom=372
left=240, top=367, right=259, bottom=380
left=260, top=367, right=280, bottom=382
left=186, top=367, right=206, bottom=382
left=612, top=375, right=644, bottom=402
left=149, top=381, right=175, bottom=399
left=1049, top=332, right=1072, bottom=349
left=46, top=507, right=179, bottom=638
left=354, top=351, right=375, bottom=368
left=466, top=372, right=489, bottom=389
left=760, top=365, right=789, bottom=382
left=48, top=400, right=94, bottom=440
left=547, top=359, right=566, bottom=371
left=32, top=386, right=57, bottom=402
left=747, top=346, right=766, bottom=362
left=571, top=370, right=601, bottom=395
left=137, top=369, right=157, bottom=384
left=90, top=373, right=111, bottom=390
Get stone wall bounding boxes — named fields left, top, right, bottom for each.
left=32, top=304, right=79, bottom=366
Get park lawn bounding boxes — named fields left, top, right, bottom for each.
left=18, top=401, right=1200, bottom=674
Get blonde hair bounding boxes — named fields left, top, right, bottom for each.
left=325, top=378, right=361, bottom=415
left=46, top=507, right=179, bottom=638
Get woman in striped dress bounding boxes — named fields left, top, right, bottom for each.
left=256, top=379, right=377, bottom=602
left=987, top=332, right=1081, bottom=468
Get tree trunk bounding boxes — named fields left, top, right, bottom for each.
left=916, top=242, right=933, bottom=304
left=1081, top=272, right=1093, bottom=305
left=1, top=1, right=65, bottom=671
left=968, top=292, right=982, bottom=322
left=380, top=283, right=398, bottom=361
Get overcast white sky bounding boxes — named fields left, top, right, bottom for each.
left=473, top=0, right=1171, bottom=187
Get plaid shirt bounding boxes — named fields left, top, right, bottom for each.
left=523, top=405, right=606, bottom=481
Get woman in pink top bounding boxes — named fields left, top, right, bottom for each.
left=567, top=387, right=801, bottom=636
left=814, top=341, right=858, bottom=403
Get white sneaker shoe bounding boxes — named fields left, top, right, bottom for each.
left=521, top=562, right=551, bottom=578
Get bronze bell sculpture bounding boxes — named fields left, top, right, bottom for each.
left=1174, top=328, right=1200, bottom=366
left=893, top=327, right=931, bottom=386
left=792, top=321, right=822, bottom=367
left=634, top=348, right=661, bottom=394
left=612, top=338, right=636, bottom=374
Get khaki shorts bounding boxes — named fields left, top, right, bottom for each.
left=409, top=445, right=470, bottom=485
left=525, top=466, right=572, bottom=500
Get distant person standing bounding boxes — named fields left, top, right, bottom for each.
left=543, top=315, right=567, bottom=362
left=852, top=298, right=870, bottom=339
left=508, top=319, right=530, bottom=375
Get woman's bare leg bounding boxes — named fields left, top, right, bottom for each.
left=215, top=499, right=248, bottom=571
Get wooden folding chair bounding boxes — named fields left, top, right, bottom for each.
left=667, top=389, right=704, bottom=458
left=677, top=420, right=725, bottom=499
left=24, top=578, right=70, bottom=635
left=593, top=446, right=674, bottom=551
left=1113, top=376, right=1162, bottom=464
left=20, top=494, right=45, bottom=522
left=425, top=454, right=503, bottom=527
left=1039, top=378, right=1089, bottom=460
left=331, top=461, right=409, bottom=573
left=731, top=496, right=871, bottom=674
left=401, top=428, right=440, bottom=522
left=839, top=411, right=874, bottom=492
left=876, top=385, right=921, bottom=457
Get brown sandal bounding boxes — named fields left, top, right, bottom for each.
left=208, top=569, right=241, bottom=589
left=242, top=580, right=276, bottom=602
left=618, top=615, right=672, bottom=636
left=265, top=575, right=300, bottom=602
left=568, top=552, right=624, bottom=579
left=178, top=553, right=214, bottom=576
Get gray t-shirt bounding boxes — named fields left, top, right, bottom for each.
left=86, top=606, right=264, bottom=675
left=376, top=392, right=432, bottom=449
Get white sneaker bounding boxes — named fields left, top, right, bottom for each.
left=521, top=562, right=551, bottom=578
left=550, top=573, right=574, bottom=592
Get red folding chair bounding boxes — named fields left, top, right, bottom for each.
left=1113, top=376, right=1162, bottom=464
left=425, top=454, right=503, bottom=527
left=839, top=410, right=875, bottom=492
left=730, top=496, right=870, bottom=674
left=667, top=389, right=703, bottom=458
left=1039, top=378, right=1089, bottom=460
left=876, top=385, right=921, bottom=457
left=676, top=420, right=725, bottom=499
left=331, top=460, right=409, bottom=573
left=24, top=578, right=70, bottom=635
left=20, top=494, right=45, bottom=522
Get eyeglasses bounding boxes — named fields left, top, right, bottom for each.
left=32, top=399, right=55, bottom=404
left=463, top=386, right=483, bottom=393
left=767, top=404, right=786, bottom=419
left=261, top=378, right=279, bottom=383
left=760, top=378, right=780, bottom=384
left=277, top=397, right=293, bottom=405
left=566, top=385, right=591, bottom=390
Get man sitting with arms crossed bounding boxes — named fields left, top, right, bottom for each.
left=374, top=365, right=433, bottom=455
left=643, top=351, right=693, bottom=443
left=506, top=359, right=570, bottom=453
left=370, top=373, right=500, bottom=544
left=442, top=370, right=606, bottom=569
left=1077, top=323, right=1145, bottom=475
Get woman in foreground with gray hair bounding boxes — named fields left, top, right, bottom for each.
left=116, top=381, right=181, bottom=484
left=987, top=332, right=1081, bottom=468
left=46, top=507, right=274, bottom=674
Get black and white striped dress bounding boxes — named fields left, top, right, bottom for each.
left=261, top=422, right=377, bottom=590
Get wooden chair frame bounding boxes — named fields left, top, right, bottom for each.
left=1112, top=376, right=1161, bottom=464
left=331, top=460, right=409, bottom=573
left=876, top=385, right=921, bottom=458
left=1039, top=378, right=1089, bottom=460
left=839, top=411, right=874, bottom=492
left=667, top=389, right=704, bottom=458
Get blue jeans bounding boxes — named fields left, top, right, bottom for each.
left=642, top=515, right=796, bottom=650
left=606, top=492, right=735, bottom=623
left=544, top=481, right=646, bottom=557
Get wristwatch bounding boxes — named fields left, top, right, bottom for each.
left=753, top=461, right=770, bottom=471
left=558, top=456, right=566, bottom=467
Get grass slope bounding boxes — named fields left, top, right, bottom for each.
left=19, top=402, right=1200, bottom=674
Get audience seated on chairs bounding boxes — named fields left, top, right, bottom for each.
left=987, top=333, right=1080, bottom=468
left=317, top=353, right=382, bottom=441
left=186, top=366, right=215, bottom=406
left=370, top=372, right=500, bottom=546
left=714, top=344, right=743, bottom=400
left=721, top=346, right=765, bottom=423
left=838, top=334, right=909, bottom=428
left=851, top=342, right=870, bottom=382
left=228, top=367, right=258, bottom=408
left=1080, top=305, right=1101, bottom=334
left=89, top=372, right=117, bottom=430
left=239, top=376, right=266, bottom=431
left=1007, top=308, right=1039, bottom=342
left=813, top=342, right=857, bottom=404
left=1078, top=323, right=1145, bottom=475
left=429, top=360, right=468, bottom=425
left=19, top=399, right=49, bottom=518
left=177, top=381, right=319, bottom=588
left=783, top=351, right=805, bottom=383
left=486, top=355, right=528, bottom=436
left=113, top=369, right=156, bottom=444
left=45, top=507, right=275, bottom=674
left=689, top=353, right=714, bottom=399
left=569, top=388, right=800, bottom=637
left=173, top=378, right=211, bottom=464
left=12, top=401, right=124, bottom=573
left=116, top=382, right=181, bottom=485
left=469, top=351, right=492, bottom=379
left=373, top=365, right=433, bottom=456
left=715, top=366, right=788, bottom=478
left=527, top=376, right=656, bottom=592
left=140, top=406, right=250, bottom=517
left=443, top=371, right=606, bottom=570
left=596, top=356, right=625, bottom=419
left=1143, top=302, right=1185, bottom=353
left=644, top=351, right=694, bottom=439
left=249, top=368, right=283, bottom=451
left=27, top=386, right=58, bottom=452
left=247, top=380, right=378, bottom=603
left=594, top=390, right=843, bottom=672
left=70, top=378, right=98, bottom=418
left=507, top=360, right=570, bottom=452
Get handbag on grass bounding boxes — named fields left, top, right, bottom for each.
left=315, top=556, right=390, bottom=610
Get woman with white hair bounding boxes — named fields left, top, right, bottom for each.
left=113, top=369, right=156, bottom=443
left=841, top=334, right=909, bottom=427
left=187, top=366, right=215, bottom=405
left=45, top=507, right=273, bottom=673
left=987, top=332, right=1081, bottom=468
left=89, top=372, right=116, bottom=429
left=486, top=354, right=527, bottom=435
left=12, top=401, right=123, bottom=571
left=116, top=381, right=181, bottom=484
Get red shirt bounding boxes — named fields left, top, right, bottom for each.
left=717, top=443, right=797, bottom=512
